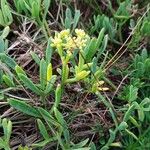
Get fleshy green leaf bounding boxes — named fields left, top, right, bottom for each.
left=30, top=51, right=41, bottom=66
left=73, top=10, right=80, bottom=30
left=1, top=26, right=10, bottom=39
left=2, top=74, right=15, bottom=87
left=15, top=65, right=26, bottom=76
left=45, top=75, right=56, bottom=94
left=8, top=98, right=41, bottom=118
left=84, top=38, right=97, bottom=62
left=65, top=8, right=72, bottom=29
left=37, top=119, right=49, bottom=140
left=0, top=53, right=16, bottom=69
left=40, top=59, right=47, bottom=90
left=18, top=73, right=42, bottom=95
left=46, top=39, right=53, bottom=65
left=72, top=138, right=89, bottom=149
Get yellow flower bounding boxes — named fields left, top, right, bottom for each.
left=92, top=80, right=109, bottom=92
left=75, top=29, right=86, bottom=38
left=97, top=81, right=105, bottom=86
left=65, top=51, right=72, bottom=63
left=74, top=29, right=89, bottom=49
left=51, top=36, right=62, bottom=48
left=76, top=70, right=90, bottom=81
left=60, top=29, right=70, bottom=38
left=63, top=37, right=76, bottom=49
left=74, top=37, right=87, bottom=49
left=50, top=29, right=89, bottom=51
left=98, top=87, right=109, bottom=91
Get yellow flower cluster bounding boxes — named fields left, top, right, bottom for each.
left=51, top=29, right=89, bottom=50
left=92, top=81, right=109, bottom=92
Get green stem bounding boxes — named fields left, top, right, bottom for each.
left=44, top=19, right=51, bottom=37
left=118, top=25, right=123, bottom=43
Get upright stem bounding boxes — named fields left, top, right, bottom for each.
left=118, top=25, right=123, bottom=43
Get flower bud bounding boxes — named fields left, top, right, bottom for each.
left=47, top=63, right=52, bottom=82
left=76, top=71, right=90, bottom=80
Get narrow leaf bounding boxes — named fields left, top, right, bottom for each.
left=73, top=10, right=80, bottom=29
left=8, top=98, right=41, bottom=118
left=37, top=119, right=49, bottom=140
left=18, top=73, right=42, bottom=95
left=46, top=39, right=53, bottom=64
left=40, top=59, right=47, bottom=90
